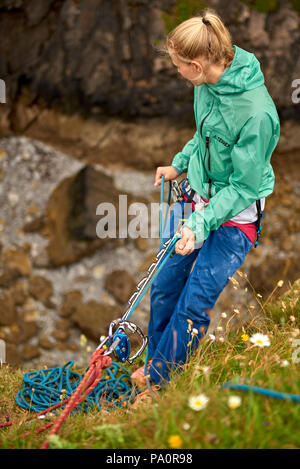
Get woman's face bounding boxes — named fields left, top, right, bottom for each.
left=170, top=53, right=206, bottom=86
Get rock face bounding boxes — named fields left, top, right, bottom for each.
left=0, top=0, right=299, bottom=125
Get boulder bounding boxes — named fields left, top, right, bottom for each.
left=104, top=270, right=136, bottom=304
left=0, top=289, right=16, bottom=326
left=28, top=275, right=53, bottom=306
left=71, top=300, right=122, bottom=342
left=0, top=247, right=32, bottom=286
left=59, top=290, right=83, bottom=318
left=7, top=320, right=38, bottom=345
left=21, top=344, right=41, bottom=361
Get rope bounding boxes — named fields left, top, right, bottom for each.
left=15, top=360, right=133, bottom=413
left=159, top=175, right=172, bottom=249
left=40, top=349, right=111, bottom=449
left=0, top=349, right=138, bottom=447
left=221, top=382, right=300, bottom=402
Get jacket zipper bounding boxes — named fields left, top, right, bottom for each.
left=205, top=136, right=212, bottom=199
left=200, top=100, right=214, bottom=199
left=200, top=100, right=214, bottom=138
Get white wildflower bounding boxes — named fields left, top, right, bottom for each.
left=188, top=393, right=209, bottom=411
left=227, top=395, right=242, bottom=409
left=249, top=333, right=270, bottom=348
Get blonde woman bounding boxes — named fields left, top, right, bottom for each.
left=131, top=9, right=280, bottom=391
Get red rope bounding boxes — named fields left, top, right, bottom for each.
left=0, top=422, right=12, bottom=428
left=0, top=349, right=112, bottom=448
left=40, top=349, right=111, bottom=449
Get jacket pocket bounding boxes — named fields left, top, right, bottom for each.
left=205, top=128, right=235, bottom=180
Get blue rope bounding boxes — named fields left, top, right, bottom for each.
left=160, top=175, right=172, bottom=250
left=124, top=235, right=179, bottom=324
left=16, top=361, right=136, bottom=413
left=221, top=382, right=300, bottom=402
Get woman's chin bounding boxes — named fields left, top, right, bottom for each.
left=191, top=79, right=204, bottom=86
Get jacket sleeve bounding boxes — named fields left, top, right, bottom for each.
left=183, top=112, right=280, bottom=243
left=171, top=131, right=198, bottom=175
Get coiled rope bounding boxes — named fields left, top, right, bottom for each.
left=15, top=359, right=135, bottom=413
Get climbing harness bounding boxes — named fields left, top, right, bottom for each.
left=173, top=177, right=264, bottom=248
left=254, top=199, right=263, bottom=248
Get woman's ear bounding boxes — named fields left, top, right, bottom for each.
left=191, top=60, right=202, bottom=73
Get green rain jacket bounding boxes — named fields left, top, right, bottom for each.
left=171, top=45, right=280, bottom=243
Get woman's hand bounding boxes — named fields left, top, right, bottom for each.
left=175, top=227, right=195, bottom=256
left=154, top=166, right=179, bottom=187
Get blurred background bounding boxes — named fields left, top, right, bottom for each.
left=0, top=0, right=299, bottom=369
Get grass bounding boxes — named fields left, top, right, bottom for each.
left=0, top=277, right=299, bottom=449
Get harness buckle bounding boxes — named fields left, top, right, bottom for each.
left=171, top=180, right=184, bottom=203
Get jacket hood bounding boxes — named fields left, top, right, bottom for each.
left=206, top=45, right=265, bottom=97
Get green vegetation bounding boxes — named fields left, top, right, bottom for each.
left=162, top=0, right=208, bottom=33
left=239, top=0, right=279, bottom=13
left=289, top=0, right=300, bottom=13
left=0, top=278, right=299, bottom=449
left=240, top=0, right=300, bottom=14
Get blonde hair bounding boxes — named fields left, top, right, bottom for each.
left=166, top=8, right=234, bottom=69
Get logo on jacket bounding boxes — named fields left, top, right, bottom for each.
left=212, top=134, right=230, bottom=147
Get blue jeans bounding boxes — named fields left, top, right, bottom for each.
left=147, top=201, right=253, bottom=385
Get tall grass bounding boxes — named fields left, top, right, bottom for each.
left=0, top=278, right=299, bottom=449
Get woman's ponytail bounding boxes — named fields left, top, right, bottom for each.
left=166, top=8, right=234, bottom=68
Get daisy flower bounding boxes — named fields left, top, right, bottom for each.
left=201, top=366, right=210, bottom=374
left=280, top=360, right=289, bottom=367
left=182, top=422, right=191, bottom=431
left=188, top=393, right=209, bottom=411
left=249, top=333, right=270, bottom=348
left=227, top=395, right=242, bottom=409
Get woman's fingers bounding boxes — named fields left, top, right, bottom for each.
left=175, top=238, right=194, bottom=256
left=154, top=166, right=179, bottom=187
left=154, top=168, right=163, bottom=187
left=175, top=227, right=195, bottom=256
